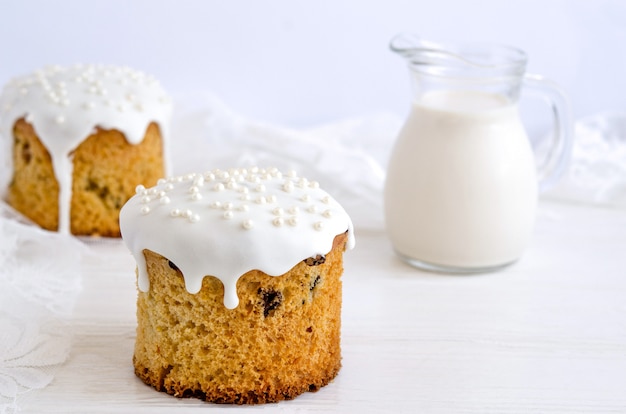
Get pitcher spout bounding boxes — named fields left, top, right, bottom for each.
left=389, top=33, right=424, bottom=59
left=390, top=33, right=527, bottom=78
left=390, top=34, right=460, bottom=62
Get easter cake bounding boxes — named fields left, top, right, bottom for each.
left=0, top=64, right=171, bottom=236
left=120, top=167, right=354, bottom=403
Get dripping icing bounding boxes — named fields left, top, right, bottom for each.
left=119, top=167, right=355, bottom=309
left=0, top=64, right=172, bottom=234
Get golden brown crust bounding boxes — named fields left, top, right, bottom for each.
left=7, top=118, right=164, bottom=236
left=133, top=356, right=340, bottom=404
left=133, top=233, right=347, bottom=404
left=7, top=119, right=58, bottom=231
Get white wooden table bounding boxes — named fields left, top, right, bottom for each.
left=18, top=200, right=626, bottom=413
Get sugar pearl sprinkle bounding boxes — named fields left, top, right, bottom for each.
left=120, top=166, right=354, bottom=309
left=0, top=64, right=171, bottom=127
left=129, top=167, right=345, bottom=232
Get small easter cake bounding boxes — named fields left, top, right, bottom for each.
left=0, top=64, right=171, bottom=236
left=119, top=167, right=355, bottom=404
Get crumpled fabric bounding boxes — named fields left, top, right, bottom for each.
left=0, top=204, right=83, bottom=413
left=169, top=93, right=402, bottom=230
left=543, top=112, right=626, bottom=208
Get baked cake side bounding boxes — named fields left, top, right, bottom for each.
left=134, top=232, right=347, bottom=403
left=8, top=119, right=164, bottom=236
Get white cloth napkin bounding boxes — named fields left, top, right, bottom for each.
left=544, top=112, right=626, bottom=208
left=0, top=204, right=83, bottom=413
left=169, top=93, right=402, bottom=230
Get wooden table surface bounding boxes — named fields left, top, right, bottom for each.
left=18, top=200, right=626, bottom=413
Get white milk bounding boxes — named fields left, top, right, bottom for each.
left=384, top=90, right=538, bottom=270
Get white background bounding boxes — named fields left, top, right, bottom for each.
left=0, top=0, right=624, bottom=131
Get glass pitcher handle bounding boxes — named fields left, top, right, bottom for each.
left=523, top=73, right=574, bottom=192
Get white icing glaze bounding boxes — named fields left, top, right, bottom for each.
left=119, top=167, right=355, bottom=309
left=0, top=64, right=172, bottom=234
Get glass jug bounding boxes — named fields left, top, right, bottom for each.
left=384, top=34, right=572, bottom=273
